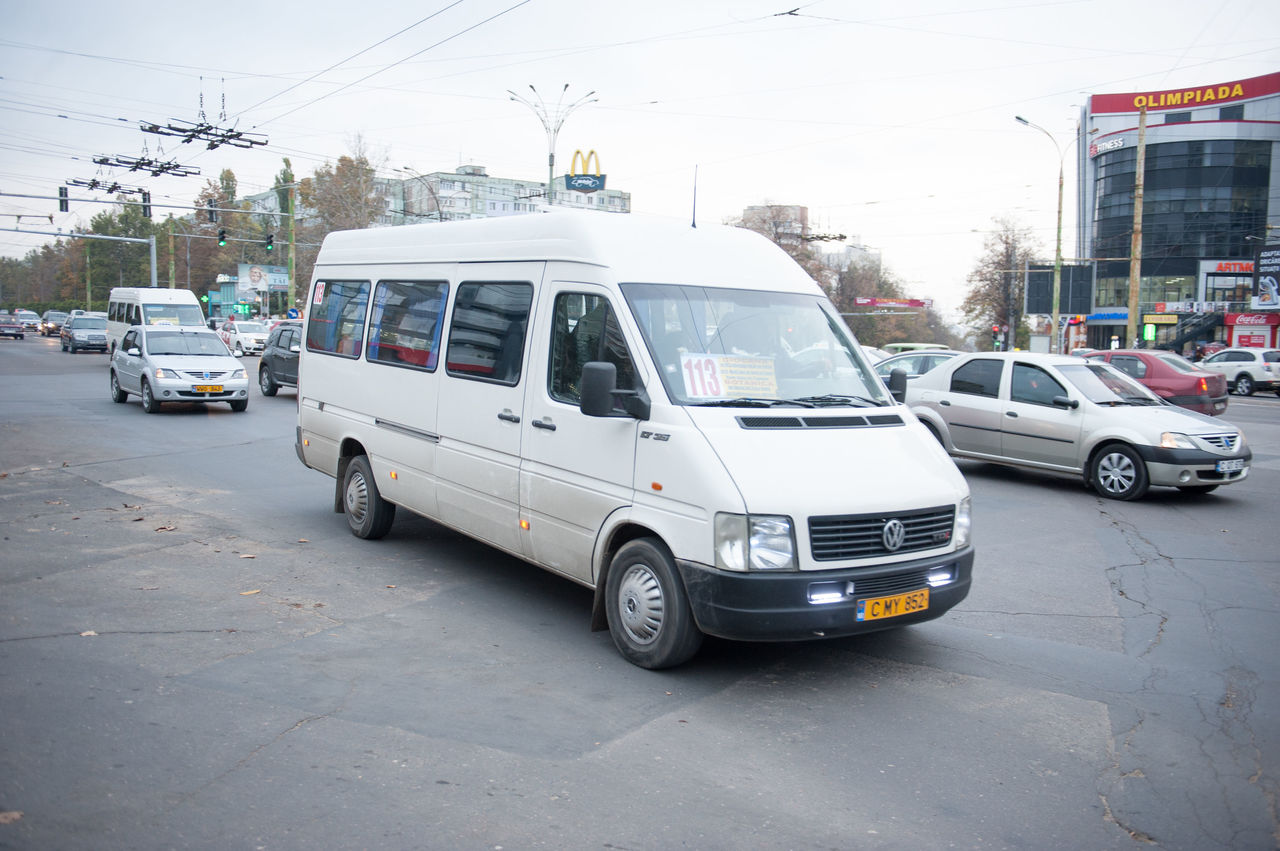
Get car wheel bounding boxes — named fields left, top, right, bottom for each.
left=60, top=338, right=67, bottom=351
left=1090, top=443, right=1149, bottom=500
left=109, top=370, right=127, bottom=403
left=235, top=342, right=244, bottom=356
left=141, top=379, right=160, bottom=414
left=1233, top=374, right=1254, bottom=396
left=229, top=398, right=248, bottom=412
left=343, top=455, right=395, bottom=539
left=605, top=538, right=703, bottom=669
left=69, top=340, right=78, bottom=354
left=1177, top=484, right=1219, bottom=495
left=259, top=365, right=278, bottom=396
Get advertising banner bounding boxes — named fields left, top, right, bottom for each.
left=1253, top=244, right=1280, bottom=310
left=236, top=263, right=290, bottom=301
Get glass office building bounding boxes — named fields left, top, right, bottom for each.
left=1077, top=72, right=1280, bottom=350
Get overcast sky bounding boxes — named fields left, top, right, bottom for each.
left=2, top=0, right=1277, bottom=319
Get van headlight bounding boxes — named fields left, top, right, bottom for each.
left=714, top=513, right=796, bottom=572
left=954, top=496, right=971, bottom=549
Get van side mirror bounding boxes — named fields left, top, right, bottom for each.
left=580, top=361, right=650, bottom=420
left=888, top=368, right=908, bottom=403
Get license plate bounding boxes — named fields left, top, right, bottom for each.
left=857, top=588, right=929, bottom=622
left=1216, top=458, right=1244, bottom=473
left=193, top=385, right=223, bottom=393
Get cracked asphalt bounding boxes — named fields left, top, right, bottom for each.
left=2, top=336, right=1278, bottom=850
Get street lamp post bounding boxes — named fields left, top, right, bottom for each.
left=1016, top=115, right=1066, bottom=353
left=508, top=84, right=597, bottom=207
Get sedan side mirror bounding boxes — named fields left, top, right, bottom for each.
left=1052, top=395, right=1079, bottom=409
left=888, top=368, right=908, bottom=403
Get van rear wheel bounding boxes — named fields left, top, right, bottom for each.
left=343, top=455, right=395, bottom=539
left=605, top=538, right=703, bottom=669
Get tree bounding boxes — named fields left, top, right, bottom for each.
left=961, top=217, right=1040, bottom=351
left=301, top=137, right=387, bottom=233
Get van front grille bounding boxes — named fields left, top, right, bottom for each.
left=809, top=506, right=955, bottom=561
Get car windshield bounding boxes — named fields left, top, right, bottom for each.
left=620, top=283, right=889, bottom=407
left=1057, top=362, right=1163, bottom=405
left=146, top=331, right=230, bottom=356
left=73, top=318, right=107, bottom=330
left=234, top=322, right=267, bottom=334
left=47, top=312, right=67, bottom=320
left=143, top=303, right=205, bottom=326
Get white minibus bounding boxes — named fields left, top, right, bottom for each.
left=295, top=211, right=974, bottom=668
left=107, top=287, right=206, bottom=354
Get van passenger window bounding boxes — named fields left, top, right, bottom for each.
left=549, top=293, right=636, bottom=408
left=367, top=280, right=448, bottom=371
left=950, top=359, right=1002, bottom=397
left=306, top=280, right=370, bottom=358
left=445, top=282, right=533, bottom=384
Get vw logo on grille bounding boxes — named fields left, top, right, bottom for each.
left=882, top=518, right=906, bottom=551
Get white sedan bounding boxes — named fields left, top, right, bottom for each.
left=903, top=351, right=1250, bottom=500
left=110, top=326, right=249, bottom=413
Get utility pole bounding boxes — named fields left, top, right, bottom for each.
left=1126, top=107, right=1147, bottom=348
left=287, top=185, right=297, bottom=311
left=507, top=85, right=597, bottom=206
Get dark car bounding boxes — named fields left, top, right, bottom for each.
left=1085, top=349, right=1229, bottom=416
left=40, top=310, right=68, bottom=336
left=60, top=315, right=109, bottom=353
left=258, top=320, right=302, bottom=395
left=0, top=312, right=23, bottom=339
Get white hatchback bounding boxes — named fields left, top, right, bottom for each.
left=110, top=326, right=249, bottom=413
left=1196, top=347, right=1280, bottom=396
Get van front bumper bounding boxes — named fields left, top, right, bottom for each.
left=676, top=546, right=974, bottom=642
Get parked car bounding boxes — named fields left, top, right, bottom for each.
left=60, top=315, right=108, bottom=353
left=109, top=326, right=249, bottom=413
left=257, top=320, right=302, bottom=396
left=860, top=345, right=890, bottom=363
left=14, top=309, right=40, bottom=330
left=218, top=319, right=269, bottom=356
left=40, top=310, right=68, bottom=336
left=1084, top=349, right=1228, bottom=416
left=0, top=312, right=24, bottom=339
left=875, top=349, right=962, bottom=383
left=903, top=352, right=1251, bottom=500
left=1196, top=347, right=1280, bottom=396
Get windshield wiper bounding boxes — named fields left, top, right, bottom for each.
left=693, top=397, right=815, bottom=408
left=793, top=394, right=883, bottom=408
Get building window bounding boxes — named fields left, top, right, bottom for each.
left=1164, top=112, right=1192, bottom=124
left=1219, top=104, right=1244, bottom=121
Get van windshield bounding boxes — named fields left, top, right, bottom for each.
left=621, top=283, right=890, bottom=407
left=143, top=303, right=205, bottom=327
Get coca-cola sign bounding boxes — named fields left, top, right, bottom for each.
left=1229, top=313, right=1278, bottom=325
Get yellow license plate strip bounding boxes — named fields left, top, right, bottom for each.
left=193, top=385, right=223, bottom=392
left=857, top=588, right=929, bottom=622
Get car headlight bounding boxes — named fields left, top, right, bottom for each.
left=714, top=513, right=796, bottom=572
left=954, top=496, right=971, bottom=549
left=1160, top=432, right=1197, bottom=450
left=152, top=367, right=172, bottom=379
left=231, top=368, right=245, bottom=379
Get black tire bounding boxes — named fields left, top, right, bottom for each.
left=1090, top=443, right=1149, bottom=500
left=109, top=370, right=127, bottom=403
left=229, top=398, right=248, bottom=412
left=235, top=342, right=244, bottom=356
left=259, top=365, right=278, bottom=396
left=1234, top=374, right=1254, bottom=396
left=69, top=340, right=78, bottom=354
left=605, top=538, right=703, bottom=669
left=140, top=379, right=160, bottom=414
left=342, top=455, right=395, bottom=539
left=60, top=338, right=67, bottom=351
left=1177, top=484, right=1219, bottom=495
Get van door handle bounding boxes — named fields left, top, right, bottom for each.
left=497, top=411, right=520, bottom=424
left=532, top=418, right=557, bottom=431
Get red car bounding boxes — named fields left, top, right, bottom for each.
left=1086, top=349, right=1228, bottom=416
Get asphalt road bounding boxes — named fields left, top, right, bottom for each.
left=1, top=334, right=1278, bottom=850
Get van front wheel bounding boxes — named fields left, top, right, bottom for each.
left=343, top=455, right=395, bottom=539
left=605, top=538, right=703, bottom=669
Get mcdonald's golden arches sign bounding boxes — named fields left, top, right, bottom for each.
left=565, top=149, right=606, bottom=193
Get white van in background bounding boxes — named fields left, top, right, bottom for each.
left=294, top=211, right=975, bottom=669
left=106, top=287, right=206, bottom=354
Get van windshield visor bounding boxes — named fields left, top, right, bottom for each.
left=146, top=331, right=230, bottom=356
left=620, top=283, right=889, bottom=407
left=143, top=304, right=205, bottom=327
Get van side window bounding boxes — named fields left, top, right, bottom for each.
left=950, top=359, right=1002, bottom=397
left=306, top=280, right=370, bottom=358
left=549, top=293, right=636, bottom=408
left=367, top=280, right=448, bottom=371
left=445, top=282, right=533, bottom=384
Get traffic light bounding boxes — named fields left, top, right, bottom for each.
left=58, top=186, right=68, bottom=212
left=991, top=325, right=1002, bottom=351
left=207, top=199, right=217, bottom=223
left=141, top=191, right=152, bottom=218
left=217, top=229, right=227, bottom=246
left=265, top=233, right=274, bottom=251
